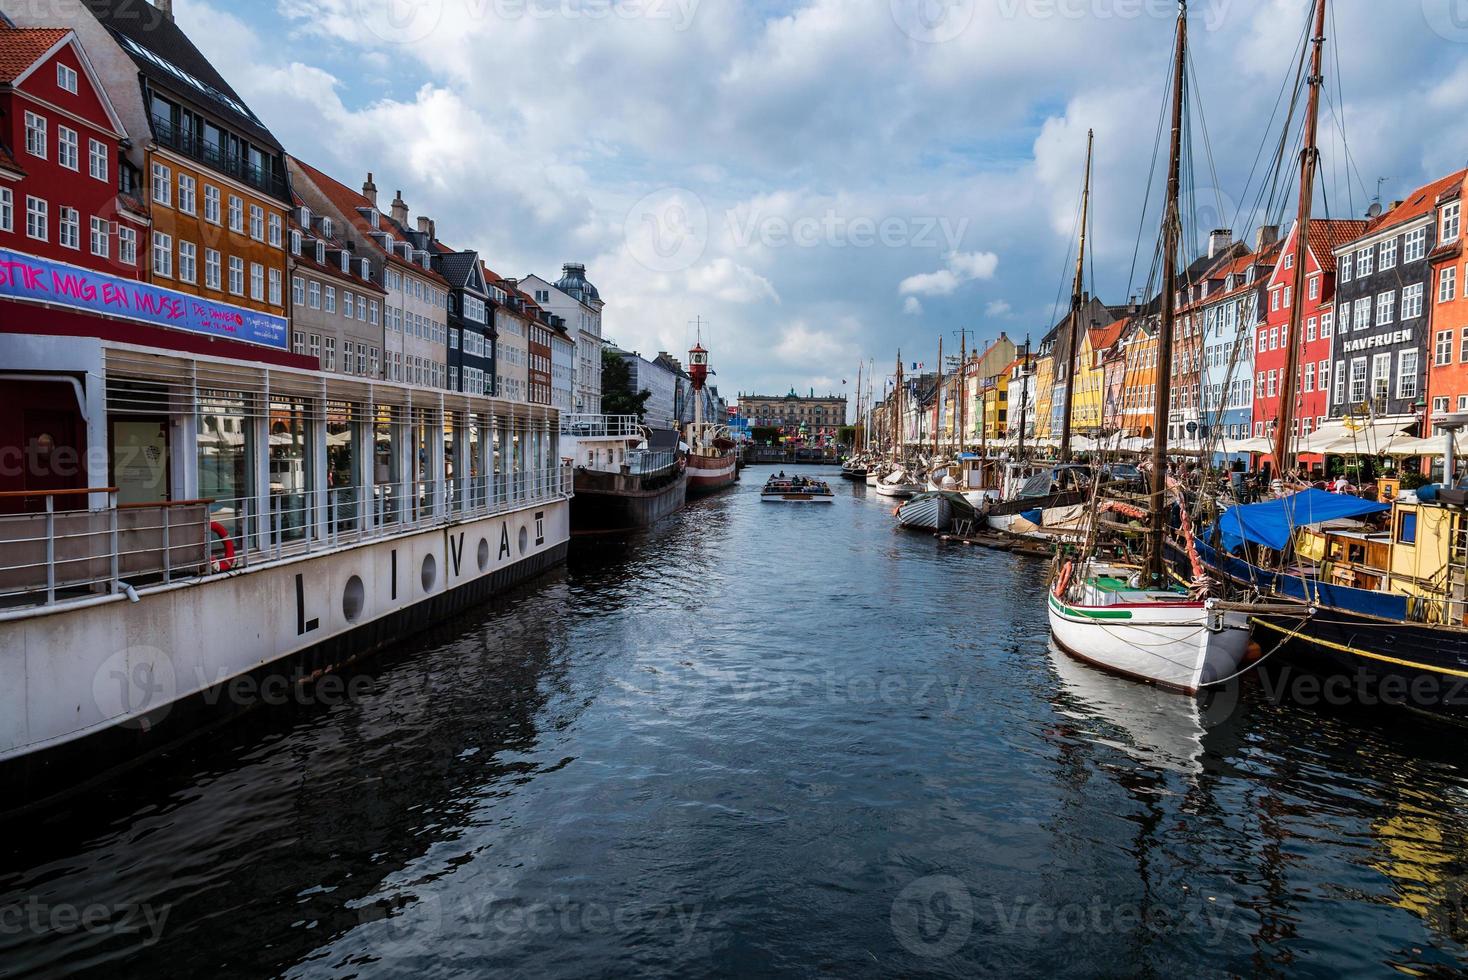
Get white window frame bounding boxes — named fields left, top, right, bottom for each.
left=25, top=196, right=48, bottom=241
left=1398, top=349, right=1419, bottom=400
left=88, top=138, right=108, bottom=181
left=152, top=231, right=173, bottom=278
left=1444, top=201, right=1461, bottom=244
left=57, top=206, right=80, bottom=250
left=178, top=240, right=197, bottom=283
left=205, top=248, right=222, bottom=289
left=204, top=185, right=221, bottom=224
left=1380, top=238, right=1398, bottom=271
left=57, top=63, right=78, bottom=94
left=0, top=188, right=13, bottom=233
left=118, top=226, right=137, bottom=265
left=151, top=162, right=171, bottom=206
left=24, top=111, right=47, bottom=159
left=177, top=173, right=196, bottom=215
left=56, top=125, right=79, bottom=171
left=228, top=256, right=245, bottom=295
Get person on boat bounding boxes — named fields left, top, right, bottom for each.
left=1332, top=474, right=1349, bottom=494
left=778, top=470, right=786, bottom=479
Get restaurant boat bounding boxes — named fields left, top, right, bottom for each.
left=682, top=340, right=738, bottom=497
left=564, top=419, right=687, bottom=532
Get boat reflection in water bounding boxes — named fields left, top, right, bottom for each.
left=1046, top=641, right=1212, bottom=777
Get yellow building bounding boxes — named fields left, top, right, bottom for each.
left=1032, top=349, right=1055, bottom=441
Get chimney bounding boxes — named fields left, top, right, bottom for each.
left=154, top=0, right=174, bottom=21
left=1389, top=200, right=1404, bottom=213
left=391, top=189, right=409, bottom=227
left=1255, top=224, right=1279, bottom=250
left=1207, top=228, right=1233, bottom=259
left=362, top=172, right=378, bottom=207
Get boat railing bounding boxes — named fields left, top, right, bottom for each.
left=0, top=467, right=574, bottom=612
left=559, top=414, right=643, bottom=438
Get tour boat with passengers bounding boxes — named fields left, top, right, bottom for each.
left=761, top=474, right=835, bottom=503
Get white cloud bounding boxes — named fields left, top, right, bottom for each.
left=985, top=300, right=1012, bottom=318
left=903, top=297, right=924, bottom=316
left=899, top=250, right=999, bottom=297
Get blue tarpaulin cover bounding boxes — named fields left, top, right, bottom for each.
left=1214, top=489, right=1389, bottom=552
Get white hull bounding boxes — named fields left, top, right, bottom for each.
left=874, top=482, right=923, bottom=499
left=1047, top=572, right=1250, bottom=694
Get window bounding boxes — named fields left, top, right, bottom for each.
left=357, top=296, right=366, bottom=320
left=343, top=341, right=355, bottom=374
left=1353, top=298, right=1371, bottom=331
left=1377, top=238, right=1398, bottom=274
left=119, top=226, right=136, bottom=265
left=1340, top=252, right=1353, bottom=283
left=152, top=162, right=171, bottom=205
left=81, top=140, right=106, bottom=183
left=308, top=281, right=321, bottom=309
left=315, top=240, right=325, bottom=265
left=1461, top=396, right=1468, bottom=412
left=370, top=301, right=379, bottom=326
left=152, top=231, right=172, bottom=277
left=324, top=285, right=336, bottom=314
left=1406, top=227, right=1427, bottom=263
left=1357, top=246, right=1374, bottom=277
left=0, top=188, right=12, bottom=233
left=1377, top=291, right=1395, bottom=324
left=228, top=256, right=244, bottom=295
left=177, top=174, right=196, bottom=215
left=293, top=332, right=305, bottom=355
left=205, top=248, right=221, bottom=289
left=1442, top=267, right=1458, bottom=304
left=1306, top=317, right=1317, bottom=342
left=324, top=337, right=336, bottom=371
left=1403, top=283, right=1425, bottom=319
left=1269, top=327, right=1279, bottom=350
left=1437, top=330, right=1454, bottom=366
left=249, top=205, right=264, bottom=241
left=269, top=213, right=282, bottom=248
left=1436, top=396, right=1450, bottom=414
left=56, top=126, right=78, bottom=170
left=269, top=268, right=282, bottom=306
left=24, top=112, right=46, bottom=159
left=290, top=230, right=302, bottom=255
left=1267, top=370, right=1278, bottom=398
left=1304, top=362, right=1315, bottom=392
left=249, top=263, right=264, bottom=301
left=1444, top=202, right=1462, bottom=244
left=1371, top=352, right=1391, bottom=406
left=1399, top=349, right=1419, bottom=400
left=293, top=276, right=305, bottom=305
left=1348, top=358, right=1365, bottom=404
left=309, top=334, right=321, bottom=361
left=178, top=240, right=197, bottom=283
left=1284, top=285, right=1292, bottom=308
left=343, top=290, right=353, bottom=317
left=1319, top=359, right=1329, bottom=395
left=204, top=185, right=221, bottom=224
left=228, top=195, right=243, bottom=232
left=57, top=63, right=78, bottom=94
left=1398, top=512, right=1419, bottom=546
left=56, top=207, right=79, bottom=249
left=26, top=195, right=48, bottom=240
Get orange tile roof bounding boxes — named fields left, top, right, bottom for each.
left=1361, top=169, right=1467, bottom=237
left=1090, top=317, right=1128, bottom=352
left=0, top=27, right=70, bottom=84
left=1305, top=218, right=1370, bottom=261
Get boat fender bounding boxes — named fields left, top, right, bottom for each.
left=210, top=521, right=236, bottom=573
left=1243, top=641, right=1263, bottom=664
left=1054, top=560, right=1073, bottom=598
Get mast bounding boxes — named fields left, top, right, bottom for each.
left=958, top=332, right=968, bottom=454
left=1148, top=1, right=1187, bottom=587
left=854, top=361, right=863, bottom=454
left=1018, top=335, right=1031, bottom=461
left=1272, top=0, right=1328, bottom=477
left=895, top=352, right=903, bottom=459
left=932, top=337, right=943, bottom=458
left=1059, top=128, right=1095, bottom=463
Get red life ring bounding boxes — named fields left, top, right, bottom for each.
left=1053, top=560, right=1073, bottom=598
left=210, top=521, right=236, bottom=573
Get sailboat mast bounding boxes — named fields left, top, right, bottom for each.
left=895, top=352, right=903, bottom=458
left=1060, top=128, right=1095, bottom=464
left=1148, top=2, right=1187, bottom=587
left=854, top=361, right=863, bottom=453
left=1018, top=335, right=1031, bottom=460
left=958, top=332, right=968, bottom=454
left=933, top=337, right=943, bottom=457
left=1272, top=0, right=1328, bottom=476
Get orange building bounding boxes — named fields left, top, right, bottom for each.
left=1427, top=172, right=1468, bottom=433
left=1118, top=316, right=1159, bottom=439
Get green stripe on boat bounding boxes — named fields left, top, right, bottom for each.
left=1048, top=594, right=1134, bottom=620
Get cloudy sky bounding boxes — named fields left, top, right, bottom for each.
left=177, top=0, right=1468, bottom=400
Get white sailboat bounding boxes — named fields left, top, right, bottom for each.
left=1047, top=0, right=1251, bottom=694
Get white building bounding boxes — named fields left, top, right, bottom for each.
left=524, top=264, right=604, bottom=415
left=549, top=323, right=576, bottom=414
left=611, top=348, right=679, bottom=429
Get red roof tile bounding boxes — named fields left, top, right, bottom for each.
left=0, top=27, right=71, bottom=84
left=1305, top=218, right=1370, bottom=261
left=1361, top=169, right=1467, bottom=237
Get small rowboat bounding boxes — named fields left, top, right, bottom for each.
left=761, top=476, right=836, bottom=503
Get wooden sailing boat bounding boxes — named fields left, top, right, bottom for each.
left=1048, top=0, right=1251, bottom=694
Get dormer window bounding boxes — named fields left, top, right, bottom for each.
left=340, top=250, right=349, bottom=273
left=1443, top=201, right=1462, bottom=244
left=384, top=234, right=394, bottom=252
left=369, top=209, right=380, bottom=228
left=290, top=230, right=302, bottom=256
left=321, top=217, right=333, bottom=238
left=360, top=258, right=370, bottom=279
left=315, top=241, right=326, bottom=264
left=298, top=205, right=311, bottom=226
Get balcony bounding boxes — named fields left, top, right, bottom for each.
left=151, top=115, right=288, bottom=200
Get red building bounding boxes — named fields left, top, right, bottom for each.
left=1252, top=218, right=1368, bottom=470
left=0, top=24, right=146, bottom=277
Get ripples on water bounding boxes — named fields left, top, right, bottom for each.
left=3, top=465, right=1468, bottom=977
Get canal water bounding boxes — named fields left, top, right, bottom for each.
left=4, top=464, right=1468, bottom=977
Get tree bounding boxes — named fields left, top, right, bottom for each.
left=751, top=426, right=782, bottom=445
left=601, top=349, right=652, bottom=420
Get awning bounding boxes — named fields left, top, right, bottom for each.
left=1302, top=415, right=1418, bottom=455
left=1214, top=488, right=1390, bottom=552
left=1229, top=437, right=1274, bottom=454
